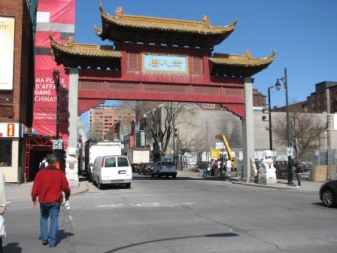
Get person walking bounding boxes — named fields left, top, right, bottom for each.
left=207, top=161, right=212, bottom=177
left=203, top=161, right=208, bottom=177
left=31, top=154, right=71, bottom=248
left=295, top=161, right=303, bottom=187
left=218, top=160, right=223, bottom=177
left=39, top=156, right=48, bottom=170
left=0, top=168, right=7, bottom=253
left=198, top=162, right=204, bottom=177
left=226, top=159, right=232, bottom=176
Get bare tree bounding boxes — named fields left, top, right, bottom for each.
left=187, top=127, right=209, bottom=162
left=273, top=109, right=326, bottom=161
left=104, top=127, right=114, bottom=140
left=140, top=102, right=197, bottom=161
left=89, top=119, right=104, bottom=141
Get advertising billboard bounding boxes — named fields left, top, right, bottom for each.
left=0, top=17, right=15, bottom=90
left=33, top=0, right=76, bottom=149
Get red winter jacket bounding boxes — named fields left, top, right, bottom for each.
left=31, top=165, right=71, bottom=203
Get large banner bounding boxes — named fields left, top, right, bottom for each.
left=0, top=17, right=15, bottom=90
left=33, top=0, right=76, bottom=149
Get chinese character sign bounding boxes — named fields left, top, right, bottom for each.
left=143, top=54, right=188, bottom=74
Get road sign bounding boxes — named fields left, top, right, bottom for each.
left=53, top=140, right=63, bottom=150
left=286, top=147, right=293, bottom=157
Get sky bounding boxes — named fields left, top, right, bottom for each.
left=74, top=0, right=337, bottom=126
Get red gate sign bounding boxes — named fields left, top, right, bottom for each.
left=7, top=124, right=14, bottom=137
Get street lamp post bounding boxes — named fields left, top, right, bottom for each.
left=173, top=127, right=178, bottom=164
left=276, top=68, right=293, bottom=184
left=267, top=84, right=281, bottom=151
left=53, top=70, right=60, bottom=140
left=53, top=70, right=61, bottom=169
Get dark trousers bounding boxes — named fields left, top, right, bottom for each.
left=296, top=173, right=301, bottom=186
left=0, top=237, right=3, bottom=253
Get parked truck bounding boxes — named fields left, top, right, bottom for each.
left=85, top=141, right=122, bottom=181
left=126, top=148, right=150, bottom=172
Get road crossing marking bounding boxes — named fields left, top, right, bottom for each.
left=97, top=202, right=195, bottom=208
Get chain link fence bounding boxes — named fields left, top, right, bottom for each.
left=275, top=149, right=337, bottom=181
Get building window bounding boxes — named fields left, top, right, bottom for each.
left=0, top=139, right=12, bottom=166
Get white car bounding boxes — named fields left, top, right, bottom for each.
left=151, top=161, right=177, bottom=178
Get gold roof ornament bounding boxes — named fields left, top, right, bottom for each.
left=202, top=15, right=210, bottom=28
left=115, top=7, right=124, bottom=19
left=244, top=49, right=252, bottom=59
left=67, top=36, right=75, bottom=47
left=96, top=3, right=237, bottom=48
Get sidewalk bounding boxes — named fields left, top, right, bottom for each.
left=5, top=172, right=324, bottom=202
left=5, top=180, right=89, bottom=202
left=178, top=170, right=323, bottom=192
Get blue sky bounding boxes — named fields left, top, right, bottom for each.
left=75, top=0, right=337, bottom=110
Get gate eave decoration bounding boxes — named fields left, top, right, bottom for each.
left=49, top=5, right=275, bottom=119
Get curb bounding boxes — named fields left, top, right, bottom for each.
left=231, top=180, right=297, bottom=190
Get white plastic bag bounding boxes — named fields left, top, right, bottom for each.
left=0, top=215, right=6, bottom=237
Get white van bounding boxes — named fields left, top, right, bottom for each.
left=92, top=155, right=132, bottom=189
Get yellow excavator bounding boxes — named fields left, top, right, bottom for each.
left=215, top=133, right=237, bottom=170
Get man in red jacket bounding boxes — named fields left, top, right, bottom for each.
left=31, top=153, right=71, bottom=248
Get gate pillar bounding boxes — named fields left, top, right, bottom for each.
left=242, top=77, right=255, bottom=182
left=68, top=68, right=79, bottom=149
left=66, top=68, right=79, bottom=184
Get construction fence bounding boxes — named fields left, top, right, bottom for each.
left=275, top=149, right=337, bottom=182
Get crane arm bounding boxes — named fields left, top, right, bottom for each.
left=215, top=133, right=237, bottom=169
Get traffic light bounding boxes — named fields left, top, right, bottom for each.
left=174, top=128, right=178, bottom=137
left=262, top=108, right=268, bottom=121
left=114, top=121, right=120, bottom=134
left=130, top=120, right=135, bottom=135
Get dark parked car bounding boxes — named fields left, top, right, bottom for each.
left=138, top=162, right=154, bottom=175
left=151, top=161, right=177, bottom=178
left=319, top=180, right=337, bottom=208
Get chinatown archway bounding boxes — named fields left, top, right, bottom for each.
left=50, top=4, right=274, bottom=182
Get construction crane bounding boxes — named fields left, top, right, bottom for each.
left=215, top=133, right=237, bottom=169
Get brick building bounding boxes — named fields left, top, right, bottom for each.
left=0, top=0, right=35, bottom=182
left=89, top=107, right=135, bottom=141
left=274, top=81, right=337, bottom=114
left=252, top=88, right=266, bottom=107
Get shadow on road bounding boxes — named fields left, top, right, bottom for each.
left=104, top=232, right=239, bottom=253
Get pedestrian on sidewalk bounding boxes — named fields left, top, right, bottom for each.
left=295, top=161, right=304, bottom=187
left=39, top=156, right=48, bottom=170
left=198, top=162, right=204, bottom=177
left=213, top=160, right=218, bottom=176
left=203, top=161, right=208, bottom=177
left=31, top=154, right=71, bottom=248
left=207, top=162, right=212, bottom=177
left=218, top=160, right=223, bottom=177
left=226, top=159, right=232, bottom=176
left=0, top=168, right=7, bottom=253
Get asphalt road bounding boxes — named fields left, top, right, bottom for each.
left=3, top=173, right=336, bottom=253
